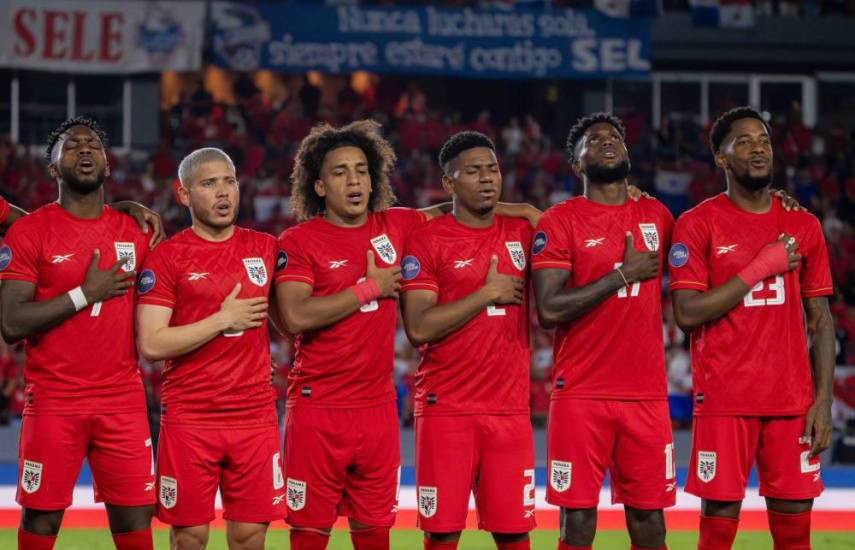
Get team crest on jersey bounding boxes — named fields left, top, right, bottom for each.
left=272, top=453, right=285, bottom=490
left=418, top=486, right=438, bottom=518
left=159, top=476, right=178, bottom=509
left=286, top=478, right=306, bottom=511
left=505, top=241, right=526, bottom=271
left=638, top=224, right=660, bottom=251
left=21, top=460, right=42, bottom=494
left=370, top=234, right=397, bottom=264
left=697, top=451, right=716, bottom=483
left=114, top=242, right=136, bottom=272
left=242, top=258, right=268, bottom=287
left=550, top=460, right=572, bottom=493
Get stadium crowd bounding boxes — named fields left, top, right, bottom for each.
left=0, top=74, right=853, bottom=454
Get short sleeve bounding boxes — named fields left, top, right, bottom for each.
left=136, top=246, right=177, bottom=308
left=0, top=219, right=40, bottom=284
left=799, top=216, right=833, bottom=298
left=668, top=212, right=710, bottom=292
left=400, top=229, right=438, bottom=293
left=530, top=207, right=573, bottom=271
left=275, top=230, right=315, bottom=287
left=0, top=196, right=10, bottom=225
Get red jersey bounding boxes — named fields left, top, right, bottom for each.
left=531, top=197, right=673, bottom=401
left=668, top=193, right=833, bottom=416
left=137, top=227, right=278, bottom=426
left=276, top=208, right=426, bottom=408
left=401, top=214, right=532, bottom=416
left=0, top=203, right=148, bottom=414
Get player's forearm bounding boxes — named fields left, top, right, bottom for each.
left=496, top=202, right=542, bottom=227
left=278, top=289, right=362, bottom=334
left=0, top=294, right=80, bottom=343
left=404, top=287, right=495, bottom=346
left=138, top=314, right=228, bottom=361
left=671, top=278, right=750, bottom=333
left=536, top=270, right=624, bottom=328
left=805, top=297, right=835, bottom=402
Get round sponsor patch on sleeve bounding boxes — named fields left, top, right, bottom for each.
left=532, top=231, right=548, bottom=255
left=0, top=245, right=11, bottom=271
left=137, top=269, right=156, bottom=294
left=275, top=250, right=288, bottom=272
left=401, top=255, right=421, bottom=281
left=668, top=243, right=689, bottom=268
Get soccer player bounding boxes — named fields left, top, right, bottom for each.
left=135, top=148, right=284, bottom=550
left=400, top=131, right=535, bottom=550
left=275, top=120, right=538, bottom=550
left=0, top=117, right=156, bottom=550
left=532, top=113, right=675, bottom=550
left=669, top=107, right=835, bottom=550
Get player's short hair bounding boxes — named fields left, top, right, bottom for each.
left=709, top=106, right=771, bottom=154
left=177, top=147, right=236, bottom=187
left=438, top=131, right=496, bottom=172
left=45, top=116, right=107, bottom=164
left=290, top=119, right=397, bottom=222
left=565, top=112, right=625, bottom=161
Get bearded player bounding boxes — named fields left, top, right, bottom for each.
left=669, top=107, right=834, bottom=550
left=532, top=113, right=675, bottom=550
left=0, top=117, right=156, bottom=550
left=136, top=148, right=284, bottom=550
left=275, top=120, right=538, bottom=550
left=400, top=131, right=534, bottom=550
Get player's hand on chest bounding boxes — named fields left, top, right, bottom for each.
left=41, top=238, right=137, bottom=289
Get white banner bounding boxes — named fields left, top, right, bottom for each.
left=0, top=0, right=204, bottom=73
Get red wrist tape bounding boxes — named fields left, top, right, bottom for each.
left=350, top=278, right=380, bottom=305
left=737, top=240, right=789, bottom=288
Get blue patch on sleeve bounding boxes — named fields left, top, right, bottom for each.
left=532, top=231, right=548, bottom=255
left=137, top=269, right=156, bottom=294
left=0, top=245, right=11, bottom=271
left=401, top=255, right=421, bottom=281
left=668, top=243, right=689, bottom=268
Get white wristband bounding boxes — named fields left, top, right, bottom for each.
left=68, top=286, right=88, bottom=312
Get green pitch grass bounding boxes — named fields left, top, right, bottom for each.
left=1, top=529, right=854, bottom=549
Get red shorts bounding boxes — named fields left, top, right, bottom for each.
left=283, top=402, right=400, bottom=528
left=156, top=421, right=285, bottom=525
left=415, top=414, right=536, bottom=533
left=547, top=399, right=676, bottom=510
left=686, top=415, right=823, bottom=501
left=17, top=412, right=155, bottom=509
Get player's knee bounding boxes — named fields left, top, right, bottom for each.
left=559, top=507, right=596, bottom=545
left=625, top=507, right=665, bottom=547
left=701, top=499, right=742, bottom=519
left=766, top=497, right=812, bottom=515
left=20, top=508, right=64, bottom=536
left=170, top=525, right=210, bottom=550
left=105, top=503, right=154, bottom=533
left=426, top=531, right=462, bottom=543
left=225, top=521, right=267, bottom=550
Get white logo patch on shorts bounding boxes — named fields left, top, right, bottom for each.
left=549, top=460, right=572, bottom=492
left=272, top=453, right=284, bottom=490
left=418, top=486, right=437, bottom=518
left=159, top=475, right=178, bottom=509
left=697, top=451, right=717, bottom=483
left=287, top=478, right=306, bottom=511
left=21, top=460, right=42, bottom=494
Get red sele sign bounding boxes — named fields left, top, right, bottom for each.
left=14, top=9, right=124, bottom=62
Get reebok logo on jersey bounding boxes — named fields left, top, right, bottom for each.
left=716, top=244, right=737, bottom=255
left=329, top=259, right=348, bottom=269
left=584, top=238, right=604, bottom=248
left=187, top=272, right=209, bottom=281
left=51, top=254, right=74, bottom=264
left=454, top=259, right=473, bottom=269
left=273, top=494, right=285, bottom=505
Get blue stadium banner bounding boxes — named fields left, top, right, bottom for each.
left=210, top=2, right=651, bottom=79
